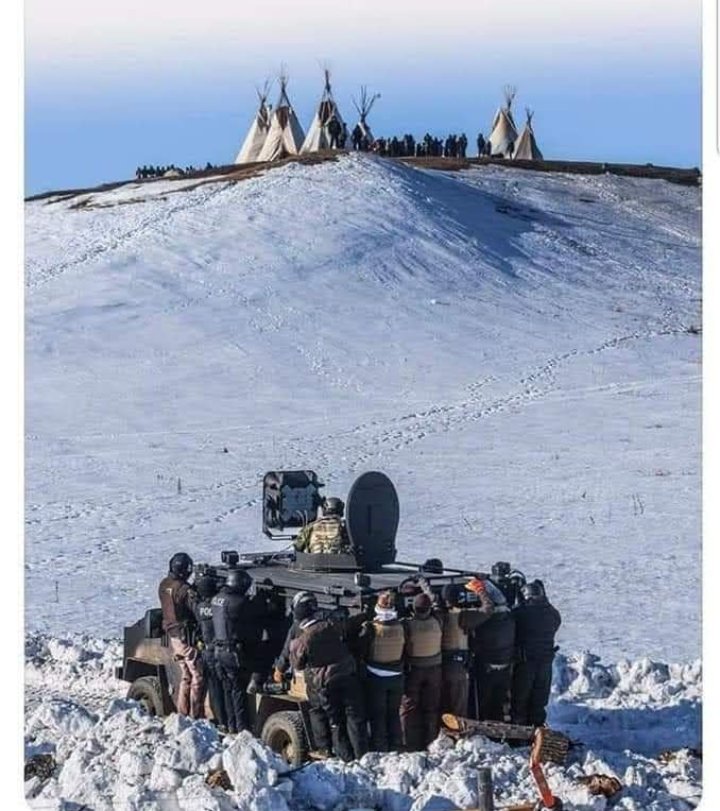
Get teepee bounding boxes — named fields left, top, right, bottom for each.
left=235, top=81, right=272, bottom=164
left=256, top=73, right=305, bottom=162
left=301, top=68, right=345, bottom=153
left=488, top=85, right=519, bottom=158
left=352, top=86, right=380, bottom=146
left=513, top=108, right=544, bottom=161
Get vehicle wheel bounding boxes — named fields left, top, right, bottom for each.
left=260, top=711, right=309, bottom=766
left=127, top=676, right=164, bottom=716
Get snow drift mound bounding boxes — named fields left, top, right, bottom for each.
left=25, top=634, right=701, bottom=811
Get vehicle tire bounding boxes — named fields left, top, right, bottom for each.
left=260, top=711, right=309, bottom=766
left=127, top=676, right=164, bottom=716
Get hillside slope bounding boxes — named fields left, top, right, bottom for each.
left=25, top=154, right=701, bottom=660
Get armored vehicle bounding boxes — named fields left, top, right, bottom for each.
left=116, top=470, right=528, bottom=764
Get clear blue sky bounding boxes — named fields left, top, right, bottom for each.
left=25, top=0, right=701, bottom=195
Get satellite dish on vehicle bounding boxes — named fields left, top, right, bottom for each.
left=346, top=471, right=399, bottom=570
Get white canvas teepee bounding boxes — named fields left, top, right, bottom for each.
left=488, top=86, right=519, bottom=158
left=513, top=108, right=544, bottom=161
left=352, top=86, right=380, bottom=146
left=257, top=74, right=305, bottom=163
left=235, top=82, right=272, bottom=164
left=301, top=68, right=345, bottom=153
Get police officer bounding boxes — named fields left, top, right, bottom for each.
left=466, top=577, right=516, bottom=722
left=290, top=592, right=368, bottom=762
left=211, top=567, right=260, bottom=734
left=193, top=573, right=227, bottom=730
left=510, top=581, right=561, bottom=726
left=271, top=592, right=330, bottom=756
left=400, top=592, right=443, bottom=751
left=254, top=581, right=289, bottom=687
left=439, top=583, right=494, bottom=718
left=294, top=498, right=351, bottom=554
left=358, top=591, right=406, bottom=752
left=158, top=553, right=204, bottom=718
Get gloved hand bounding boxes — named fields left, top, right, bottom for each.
left=247, top=673, right=262, bottom=694
left=465, top=577, right=486, bottom=594
left=272, top=667, right=285, bottom=684
left=416, top=576, right=434, bottom=599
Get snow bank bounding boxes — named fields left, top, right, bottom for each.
left=25, top=632, right=126, bottom=712
left=24, top=634, right=702, bottom=811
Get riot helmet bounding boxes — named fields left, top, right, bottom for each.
left=521, top=580, right=546, bottom=603
left=169, top=552, right=193, bottom=580
left=225, top=567, right=252, bottom=594
left=292, top=591, right=319, bottom=622
left=323, top=497, right=345, bottom=518
left=195, top=573, right=219, bottom=599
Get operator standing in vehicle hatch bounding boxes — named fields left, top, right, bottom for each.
left=158, top=552, right=205, bottom=719
left=294, top=497, right=351, bottom=554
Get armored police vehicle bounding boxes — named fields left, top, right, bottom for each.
left=116, top=470, right=528, bottom=764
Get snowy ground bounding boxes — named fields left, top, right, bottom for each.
left=24, top=634, right=701, bottom=811
left=25, top=153, right=701, bottom=660
left=25, top=153, right=702, bottom=808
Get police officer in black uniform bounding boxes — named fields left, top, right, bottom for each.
left=510, top=581, right=561, bottom=726
left=211, top=567, right=261, bottom=734
left=193, top=572, right=227, bottom=730
left=467, top=580, right=516, bottom=722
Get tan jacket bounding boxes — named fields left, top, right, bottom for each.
left=405, top=614, right=443, bottom=667
left=364, top=618, right=406, bottom=672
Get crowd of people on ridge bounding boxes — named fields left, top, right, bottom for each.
left=133, top=129, right=507, bottom=181
left=134, top=162, right=217, bottom=180
left=351, top=131, right=495, bottom=159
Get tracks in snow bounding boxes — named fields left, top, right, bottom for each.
left=25, top=324, right=694, bottom=552
left=26, top=181, right=233, bottom=291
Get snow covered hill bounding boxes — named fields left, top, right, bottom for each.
left=25, top=153, right=702, bottom=811
left=25, top=153, right=701, bottom=660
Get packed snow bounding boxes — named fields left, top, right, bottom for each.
left=24, top=634, right=701, bottom=811
left=25, top=153, right=702, bottom=808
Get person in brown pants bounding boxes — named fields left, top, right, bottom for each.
left=400, top=593, right=443, bottom=751
left=158, top=552, right=204, bottom=719
left=440, top=583, right=495, bottom=718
